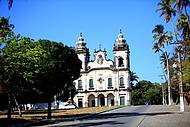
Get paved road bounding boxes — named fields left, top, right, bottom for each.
left=34, top=105, right=151, bottom=127
left=33, top=105, right=190, bottom=127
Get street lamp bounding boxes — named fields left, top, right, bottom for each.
left=173, top=49, right=185, bottom=112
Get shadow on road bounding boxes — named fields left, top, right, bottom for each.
left=31, top=111, right=175, bottom=126
left=79, top=111, right=174, bottom=121
left=48, top=121, right=124, bottom=127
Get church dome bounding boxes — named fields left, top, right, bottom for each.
left=114, top=29, right=129, bottom=51
left=75, top=32, right=88, bottom=53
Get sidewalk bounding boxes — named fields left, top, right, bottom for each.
left=138, top=105, right=190, bottom=127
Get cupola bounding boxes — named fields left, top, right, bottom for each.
left=76, top=32, right=88, bottom=53
left=113, top=29, right=129, bottom=51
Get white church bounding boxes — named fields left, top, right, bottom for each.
left=73, top=30, right=131, bottom=108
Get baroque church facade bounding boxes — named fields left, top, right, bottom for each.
left=73, top=30, right=131, bottom=107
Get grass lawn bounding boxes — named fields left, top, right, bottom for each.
left=0, top=106, right=121, bottom=126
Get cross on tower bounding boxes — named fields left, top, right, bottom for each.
left=80, top=32, right=82, bottom=37
left=120, top=29, right=122, bottom=33
left=99, top=44, right=102, bottom=50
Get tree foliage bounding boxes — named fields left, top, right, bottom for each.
left=0, top=17, right=82, bottom=119
left=132, top=80, right=162, bottom=105
left=0, top=0, right=13, bottom=10
left=130, top=71, right=139, bottom=89
left=152, top=0, right=190, bottom=104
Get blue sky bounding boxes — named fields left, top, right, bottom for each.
left=0, top=0, right=169, bottom=83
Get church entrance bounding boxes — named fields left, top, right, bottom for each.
left=107, top=93, right=115, bottom=106
left=88, top=94, right=95, bottom=107
left=98, top=94, right=105, bottom=106
left=78, top=98, right=83, bottom=108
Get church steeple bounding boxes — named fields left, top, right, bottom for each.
left=113, top=29, right=129, bottom=51
left=76, top=32, right=88, bottom=53
left=113, top=29, right=130, bottom=69
left=75, top=32, right=90, bottom=71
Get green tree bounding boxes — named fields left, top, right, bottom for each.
left=132, top=80, right=162, bottom=105
left=152, top=25, right=173, bottom=105
left=130, top=71, right=139, bottom=89
left=2, top=37, right=46, bottom=118
left=0, top=17, right=14, bottom=40
left=0, top=17, right=18, bottom=119
left=0, top=17, right=82, bottom=119
left=144, top=83, right=162, bottom=105
left=2, top=38, right=82, bottom=119
left=153, top=0, right=190, bottom=106
left=36, top=40, right=81, bottom=118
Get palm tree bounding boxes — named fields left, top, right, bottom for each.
left=175, top=0, right=190, bottom=17
left=0, top=0, right=13, bottom=9
left=152, top=25, right=168, bottom=49
left=130, top=71, right=139, bottom=89
left=152, top=24, right=173, bottom=105
left=177, top=14, right=190, bottom=39
left=157, top=0, right=176, bottom=23
left=0, top=17, right=14, bottom=40
left=160, top=52, right=173, bottom=105
left=157, top=0, right=190, bottom=41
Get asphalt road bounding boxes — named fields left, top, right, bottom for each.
left=35, top=105, right=151, bottom=127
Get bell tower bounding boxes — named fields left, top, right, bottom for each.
left=113, top=29, right=131, bottom=106
left=75, top=32, right=90, bottom=71
left=113, top=29, right=130, bottom=69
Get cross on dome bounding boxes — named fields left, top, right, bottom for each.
left=78, top=32, right=84, bottom=41
left=118, top=29, right=124, bottom=39
left=75, top=32, right=87, bottom=53
left=80, top=32, right=83, bottom=37
left=113, top=29, right=128, bottom=51
left=99, top=44, right=102, bottom=50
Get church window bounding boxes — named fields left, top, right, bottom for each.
left=118, top=57, right=124, bottom=67
left=89, top=79, right=93, bottom=88
left=78, top=80, right=82, bottom=89
left=108, top=78, right=112, bottom=88
left=119, top=77, right=124, bottom=87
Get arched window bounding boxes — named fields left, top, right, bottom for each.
left=108, top=78, right=112, bottom=88
left=78, top=80, right=82, bottom=89
left=119, top=77, right=124, bottom=87
left=89, top=79, right=93, bottom=88
left=118, top=57, right=124, bottom=67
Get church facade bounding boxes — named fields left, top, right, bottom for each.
left=73, top=30, right=131, bottom=107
